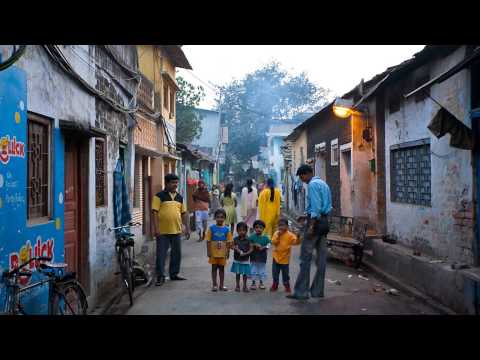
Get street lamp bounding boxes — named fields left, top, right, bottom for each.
left=332, top=98, right=366, bottom=118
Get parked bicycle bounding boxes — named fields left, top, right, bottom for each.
left=108, top=222, right=148, bottom=307
left=1, top=256, right=88, bottom=315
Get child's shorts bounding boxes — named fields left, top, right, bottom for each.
left=250, top=262, right=267, bottom=281
left=209, top=257, right=226, bottom=266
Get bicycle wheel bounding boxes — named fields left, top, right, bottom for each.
left=52, top=282, right=88, bottom=315
left=119, top=248, right=133, bottom=306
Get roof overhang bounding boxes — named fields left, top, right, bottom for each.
left=59, top=120, right=107, bottom=138
left=404, top=46, right=480, bottom=99
left=158, top=45, right=192, bottom=70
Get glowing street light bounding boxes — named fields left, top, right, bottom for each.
left=333, top=98, right=355, bottom=118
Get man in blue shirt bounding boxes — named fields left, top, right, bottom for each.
left=287, top=164, right=332, bottom=300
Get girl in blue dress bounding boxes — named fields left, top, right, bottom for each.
left=231, top=222, right=253, bottom=292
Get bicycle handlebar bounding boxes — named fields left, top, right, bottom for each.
left=3, top=256, right=52, bottom=278
left=108, top=222, right=141, bottom=232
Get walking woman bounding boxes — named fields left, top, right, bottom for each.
left=258, top=178, right=281, bottom=238
left=210, top=184, right=221, bottom=218
left=220, top=183, right=238, bottom=234
left=240, top=179, right=258, bottom=233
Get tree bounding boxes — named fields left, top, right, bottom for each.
left=176, top=76, right=206, bottom=144
left=217, top=61, right=330, bottom=174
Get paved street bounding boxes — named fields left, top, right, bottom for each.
left=109, top=215, right=439, bottom=315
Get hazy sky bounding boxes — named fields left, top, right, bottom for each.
left=177, top=45, right=425, bottom=109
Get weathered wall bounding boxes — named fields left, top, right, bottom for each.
left=307, top=107, right=351, bottom=216
left=385, top=46, right=474, bottom=264
left=351, top=101, right=378, bottom=227
left=191, top=109, right=220, bottom=152
left=5, top=45, right=96, bottom=127
left=91, top=45, right=138, bottom=303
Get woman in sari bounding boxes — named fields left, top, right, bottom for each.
left=240, top=179, right=258, bottom=233
left=258, top=178, right=281, bottom=238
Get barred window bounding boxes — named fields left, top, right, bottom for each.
left=95, top=138, right=107, bottom=207
left=27, top=114, right=52, bottom=221
left=390, top=140, right=431, bottom=206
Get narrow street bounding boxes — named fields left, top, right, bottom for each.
left=109, top=213, right=439, bottom=315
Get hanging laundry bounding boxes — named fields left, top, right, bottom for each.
left=427, top=107, right=473, bottom=150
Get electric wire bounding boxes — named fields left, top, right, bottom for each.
left=42, top=45, right=139, bottom=114
left=0, top=45, right=27, bottom=71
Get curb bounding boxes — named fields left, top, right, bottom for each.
left=362, top=258, right=457, bottom=315
left=281, top=210, right=457, bottom=315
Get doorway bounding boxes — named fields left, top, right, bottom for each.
left=340, top=148, right=353, bottom=217
left=142, top=157, right=152, bottom=238
left=64, top=137, right=89, bottom=289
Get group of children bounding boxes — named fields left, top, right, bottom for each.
left=206, top=208, right=301, bottom=293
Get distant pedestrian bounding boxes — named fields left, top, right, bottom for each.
left=152, top=173, right=190, bottom=286
left=206, top=209, right=234, bottom=292
left=240, top=179, right=258, bottom=233
left=287, top=164, right=332, bottom=300
left=231, top=222, right=254, bottom=292
left=258, top=178, right=281, bottom=238
left=220, top=183, right=238, bottom=234
left=270, top=218, right=301, bottom=293
left=210, top=185, right=221, bottom=217
left=193, top=180, right=210, bottom=242
left=248, top=220, right=271, bottom=290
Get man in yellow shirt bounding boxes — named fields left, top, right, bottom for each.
left=270, top=218, right=301, bottom=293
left=152, top=173, right=190, bottom=286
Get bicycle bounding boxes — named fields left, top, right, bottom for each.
left=1, top=256, right=88, bottom=315
left=108, top=222, right=146, bottom=307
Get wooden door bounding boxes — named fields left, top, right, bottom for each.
left=64, top=141, right=80, bottom=275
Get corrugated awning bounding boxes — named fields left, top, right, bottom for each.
left=404, top=47, right=480, bottom=99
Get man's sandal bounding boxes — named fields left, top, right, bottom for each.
left=220, top=286, right=228, bottom=291
left=243, top=287, right=250, bottom=293
left=235, top=286, right=241, bottom=292
left=212, top=286, right=218, bottom=292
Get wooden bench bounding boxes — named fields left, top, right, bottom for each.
left=326, top=216, right=368, bottom=268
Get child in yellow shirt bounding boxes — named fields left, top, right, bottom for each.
left=270, top=218, right=301, bottom=293
left=206, top=208, right=234, bottom=291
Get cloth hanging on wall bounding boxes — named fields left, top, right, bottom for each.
left=427, top=107, right=473, bottom=150
left=113, top=160, right=132, bottom=228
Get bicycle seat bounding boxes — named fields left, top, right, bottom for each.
left=56, top=271, right=77, bottom=282
left=119, top=233, right=135, bottom=238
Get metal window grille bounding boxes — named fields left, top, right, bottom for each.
left=27, top=115, right=51, bottom=220
left=95, top=138, right=106, bottom=207
left=390, top=141, right=431, bottom=206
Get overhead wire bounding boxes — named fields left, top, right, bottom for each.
left=0, top=45, right=27, bottom=71
left=43, top=45, right=139, bottom=114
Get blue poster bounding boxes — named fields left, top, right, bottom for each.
left=0, top=66, right=65, bottom=314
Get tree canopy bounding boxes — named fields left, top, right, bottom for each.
left=176, top=76, right=206, bottom=144
left=217, top=61, right=330, bottom=168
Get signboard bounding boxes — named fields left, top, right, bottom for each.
left=0, top=66, right=65, bottom=314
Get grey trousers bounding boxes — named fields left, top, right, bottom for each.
left=293, top=227, right=328, bottom=298
left=156, top=234, right=181, bottom=278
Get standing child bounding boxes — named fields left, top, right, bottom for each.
left=270, top=218, right=301, bottom=293
left=249, top=220, right=271, bottom=290
left=206, top=209, right=234, bottom=292
left=231, top=222, right=253, bottom=292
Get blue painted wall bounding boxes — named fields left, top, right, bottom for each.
left=0, top=66, right=65, bottom=314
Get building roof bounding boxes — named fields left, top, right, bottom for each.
left=177, top=142, right=214, bottom=163
left=158, top=45, right=192, bottom=70
left=284, top=101, right=334, bottom=141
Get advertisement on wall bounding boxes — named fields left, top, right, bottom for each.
left=0, top=66, right=65, bottom=314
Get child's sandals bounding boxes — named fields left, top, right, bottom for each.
left=250, top=283, right=257, bottom=290
left=259, top=283, right=266, bottom=290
